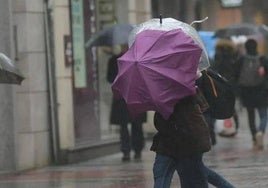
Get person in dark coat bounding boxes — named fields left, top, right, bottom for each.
left=207, top=39, right=239, bottom=141
left=107, top=45, right=147, bottom=161
left=212, top=39, right=238, bottom=85
left=234, top=39, right=268, bottom=150
left=150, top=87, right=235, bottom=188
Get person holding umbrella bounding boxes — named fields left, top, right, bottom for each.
left=112, top=18, right=235, bottom=187
left=151, top=72, right=235, bottom=188
left=107, top=44, right=147, bottom=162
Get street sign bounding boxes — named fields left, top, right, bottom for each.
left=220, top=0, right=243, bottom=8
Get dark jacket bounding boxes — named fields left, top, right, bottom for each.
left=234, top=55, right=268, bottom=108
left=150, top=89, right=211, bottom=159
left=211, top=39, right=237, bottom=86
left=107, top=53, right=147, bottom=125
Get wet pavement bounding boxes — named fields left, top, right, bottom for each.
left=1, top=109, right=268, bottom=188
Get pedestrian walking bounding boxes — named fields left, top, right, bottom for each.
left=235, top=38, right=268, bottom=150
left=210, top=39, right=240, bottom=139
left=110, top=17, right=234, bottom=187
left=151, top=72, right=235, bottom=188
left=107, top=44, right=147, bottom=162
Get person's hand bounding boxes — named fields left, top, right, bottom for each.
left=196, top=70, right=202, bottom=79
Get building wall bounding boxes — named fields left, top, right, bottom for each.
left=12, top=0, right=51, bottom=170
left=52, top=1, right=75, bottom=150
left=128, top=0, right=151, bottom=24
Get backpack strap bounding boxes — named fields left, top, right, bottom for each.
left=204, top=70, right=218, bottom=97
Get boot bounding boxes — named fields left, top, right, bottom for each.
left=122, top=152, right=130, bottom=162
left=255, top=131, right=264, bottom=150
left=134, top=151, right=142, bottom=161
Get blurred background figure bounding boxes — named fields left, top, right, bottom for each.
left=212, top=39, right=240, bottom=132
left=230, top=35, right=248, bottom=58
left=234, top=39, right=268, bottom=150
left=107, top=44, right=147, bottom=162
left=202, top=39, right=239, bottom=145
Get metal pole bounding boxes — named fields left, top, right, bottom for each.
left=43, top=0, right=60, bottom=164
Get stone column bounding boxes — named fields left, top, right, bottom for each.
left=12, top=0, right=51, bottom=170
left=0, top=0, right=16, bottom=173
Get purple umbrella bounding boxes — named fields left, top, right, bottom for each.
left=112, top=28, right=202, bottom=120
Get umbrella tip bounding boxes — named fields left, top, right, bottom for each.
left=159, top=14, right=162, bottom=25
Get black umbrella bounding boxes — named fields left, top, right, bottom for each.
left=213, top=23, right=268, bottom=38
left=0, top=53, right=24, bottom=85
left=85, top=23, right=134, bottom=47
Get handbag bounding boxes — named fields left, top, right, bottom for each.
left=215, top=118, right=236, bottom=137
left=198, top=69, right=235, bottom=119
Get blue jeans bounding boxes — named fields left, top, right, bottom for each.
left=153, top=153, right=235, bottom=188
left=205, top=166, right=235, bottom=188
left=246, top=107, right=267, bottom=141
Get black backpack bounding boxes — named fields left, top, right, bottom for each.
left=238, top=55, right=264, bottom=87
left=197, top=69, right=235, bottom=119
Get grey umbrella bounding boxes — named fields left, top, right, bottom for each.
left=0, top=53, right=24, bottom=85
left=85, top=23, right=134, bottom=48
left=213, top=23, right=268, bottom=38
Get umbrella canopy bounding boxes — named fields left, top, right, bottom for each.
left=85, top=23, right=134, bottom=47
left=0, top=53, right=24, bottom=85
left=112, top=28, right=203, bottom=120
left=213, top=23, right=268, bottom=38
left=128, top=18, right=210, bottom=71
